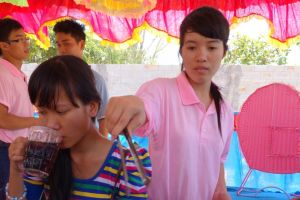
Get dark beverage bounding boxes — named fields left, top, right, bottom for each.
left=23, top=141, right=59, bottom=178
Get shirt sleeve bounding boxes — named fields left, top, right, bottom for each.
left=0, top=73, right=12, bottom=110
left=24, top=174, right=45, bottom=200
left=135, top=79, right=163, bottom=137
left=220, top=102, right=234, bottom=163
left=117, top=147, right=152, bottom=200
left=92, top=70, right=109, bottom=119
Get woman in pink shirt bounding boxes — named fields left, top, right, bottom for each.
left=106, top=6, right=234, bottom=200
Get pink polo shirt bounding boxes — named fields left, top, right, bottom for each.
left=0, top=58, right=33, bottom=143
left=135, top=72, right=234, bottom=200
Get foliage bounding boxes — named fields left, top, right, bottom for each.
left=27, top=32, right=56, bottom=63
left=28, top=29, right=292, bottom=66
left=26, top=28, right=165, bottom=64
left=224, top=34, right=290, bottom=65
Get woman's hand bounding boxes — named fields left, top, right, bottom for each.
left=212, top=164, right=232, bottom=200
left=105, top=95, right=147, bottom=138
left=212, top=191, right=231, bottom=200
left=7, top=137, right=28, bottom=200
left=8, top=137, right=28, bottom=173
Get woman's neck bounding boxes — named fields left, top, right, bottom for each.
left=70, top=127, right=103, bottom=157
left=70, top=127, right=113, bottom=179
left=188, top=78, right=212, bottom=110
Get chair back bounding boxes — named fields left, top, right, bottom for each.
left=237, top=83, right=300, bottom=173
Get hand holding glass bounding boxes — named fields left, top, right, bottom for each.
left=23, top=126, right=62, bottom=178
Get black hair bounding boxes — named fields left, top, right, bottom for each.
left=53, top=19, right=86, bottom=42
left=28, top=55, right=101, bottom=199
left=179, top=6, right=230, bottom=134
left=179, top=6, right=229, bottom=54
left=0, top=18, right=23, bottom=55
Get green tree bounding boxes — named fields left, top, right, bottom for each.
left=26, top=28, right=165, bottom=64
left=224, top=34, right=290, bottom=65
left=27, top=31, right=56, bottom=63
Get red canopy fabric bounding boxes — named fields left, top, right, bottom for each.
left=0, top=0, right=299, bottom=47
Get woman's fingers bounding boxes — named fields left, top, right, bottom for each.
left=105, top=95, right=146, bottom=136
left=105, top=96, right=128, bottom=136
left=8, top=137, right=28, bottom=172
left=126, top=112, right=146, bottom=133
left=8, top=137, right=28, bottom=161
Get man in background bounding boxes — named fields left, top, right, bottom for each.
left=0, top=18, right=44, bottom=199
left=53, top=19, right=109, bottom=137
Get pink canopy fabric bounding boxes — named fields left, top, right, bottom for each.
left=0, top=0, right=299, bottom=47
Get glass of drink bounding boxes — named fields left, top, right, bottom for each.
left=23, top=126, right=62, bottom=178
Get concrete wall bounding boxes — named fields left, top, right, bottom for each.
left=22, top=64, right=300, bottom=112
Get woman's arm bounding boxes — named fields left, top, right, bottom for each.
left=7, top=137, right=44, bottom=200
left=212, top=164, right=231, bottom=200
left=7, top=137, right=28, bottom=199
left=105, top=95, right=147, bottom=137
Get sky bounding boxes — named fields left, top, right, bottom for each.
left=149, top=17, right=300, bottom=66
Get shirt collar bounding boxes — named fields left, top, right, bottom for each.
left=0, top=58, right=26, bottom=81
left=176, top=71, right=217, bottom=115
left=176, top=71, right=200, bottom=105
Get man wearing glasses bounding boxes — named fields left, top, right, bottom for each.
left=0, top=18, right=44, bottom=199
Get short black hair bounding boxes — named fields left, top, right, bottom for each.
left=53, top=19, right=86, bottom=42
left=0, top=18, right=23, bottom=55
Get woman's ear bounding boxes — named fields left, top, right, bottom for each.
left=88, top=101, right=99, bottom=117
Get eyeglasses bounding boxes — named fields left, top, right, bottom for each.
left=6, top=37, right=30, bottom=44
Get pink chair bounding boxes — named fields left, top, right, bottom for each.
left=236, top=83, right=300, bottom=198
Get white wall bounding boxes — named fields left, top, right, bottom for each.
left=22, top=64, right=300, bottom=112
